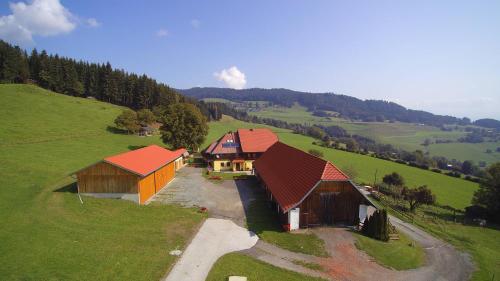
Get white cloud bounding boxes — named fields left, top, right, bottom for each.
left=156, top=28, right=168, bottom=37
left=0, top=0, right=77, bottom=45
left=86, top=18, right=100, bottom=27
left=214, top=66, right=247, bottom=89
left=190, top=19, right=200, bottom=28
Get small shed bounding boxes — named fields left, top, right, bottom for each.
left=254, top=142, right=375, bottom=230
left=75, top=145, right=186, bottom=204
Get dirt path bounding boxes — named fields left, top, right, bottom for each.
left=243, top=223, right=474, bottom=281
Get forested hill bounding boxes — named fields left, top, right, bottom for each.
left=180, top=87, right=473, bottom=127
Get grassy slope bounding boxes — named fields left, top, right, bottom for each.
left=353, top=232, right=425, bottom=270
left=205, top=116, right=478, bottom=210
left=249, top=104, right=500, bottom=165
left=0, top=84, right=205, bottom=280
left=206, top=253, right=326, bottom=281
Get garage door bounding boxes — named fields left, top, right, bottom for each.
left=154, top=162, right=175, bottom=192
left=139, top=173, right=156, bottom=204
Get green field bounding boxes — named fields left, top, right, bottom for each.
left=353, top=232, right=424, bottom=270
left=205, top=116, right=478, bottom=210
left=206, top=253, right=326, bottom=281
left=247, top=104, right=500, bottom=165
left=0, top=84, right=206, bottom=280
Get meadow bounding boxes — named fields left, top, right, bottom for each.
left=0, top=84, right=206, bottom=280
left=248, top=103, right=500, bottom=165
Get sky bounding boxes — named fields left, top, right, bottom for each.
left=0, top=0, right=499, bottom=120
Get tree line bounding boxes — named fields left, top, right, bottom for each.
left=0, top=40, right=211, bottom=150
left=180, top=87, right=477, bottom=127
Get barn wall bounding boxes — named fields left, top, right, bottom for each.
left=77, top=162, right=139, bottom=193
left=298, top=181, right=364, bottom=227
left=154, top=162, right=175, bottom=192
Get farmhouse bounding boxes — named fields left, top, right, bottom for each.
left=75, top=145, right=187, bottom=204
left=254, top=142, right=375, bottom=230
left=204, top=128, right=278, bottom=172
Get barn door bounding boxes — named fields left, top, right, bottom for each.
left=320, top=192, right=335, bottom=225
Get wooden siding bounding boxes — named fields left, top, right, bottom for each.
left=139, top=172, right=156, bottom=204
left=154, top=162, right=175, bottom=192
left=298, top=181, right=364, bottom=227
left=77, top=162, right=139, bottom=193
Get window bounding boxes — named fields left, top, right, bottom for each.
left=221, top=162, right=225, bottom=167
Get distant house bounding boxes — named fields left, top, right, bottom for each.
left=254, top=142, right=375, bottom=230
left=203, top=128, right=278, bottom=172
left=75, top=145, right=187, bottom=204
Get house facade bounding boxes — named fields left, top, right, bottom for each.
left=254, top=142, right=376, bottom=230
left=204, top=128, right=278, bottom=172
left=75, top=145, right=187, bottom=204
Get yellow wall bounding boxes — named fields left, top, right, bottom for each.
left=213, top=160, right=232, bottom=172
left=244, top=160, right=253, bottom=171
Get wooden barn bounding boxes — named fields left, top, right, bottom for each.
left=253, top=142, right=376, bottom=230
left=75, top=145, right=187, bottom=204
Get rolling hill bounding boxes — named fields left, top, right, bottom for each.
left=0, top=84, right=205, bottom=280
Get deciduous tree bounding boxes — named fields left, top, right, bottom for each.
left=160, top=103, right=208, bottom=150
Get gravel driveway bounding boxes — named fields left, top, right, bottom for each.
left=163, top=218, right=258, bottom=281
left=150, top=167, right=256, bottom=226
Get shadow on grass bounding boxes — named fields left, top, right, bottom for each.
left=53, top=182, right=77, bottom=193
left=235, top=177, right=284, bottom=235
left=106, top=125, right=128, bottom=134
left=128, top=145, right=147, bottom=150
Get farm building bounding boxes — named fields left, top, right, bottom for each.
left=204, top=128, right=278, bottom=172
left=75, top=145, right=187, bottom=204
left=254, top=142, right=375, bottom=230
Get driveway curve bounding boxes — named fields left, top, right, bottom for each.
left=164, top=218, right=258, bottom=281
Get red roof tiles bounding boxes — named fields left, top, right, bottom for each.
left=238, top=128, right=278, bottom=153
left=253, top=142, right=349, bottom=212
left=104, top=145, right=184, bottom=177
left=205, top=128, right=278, bottom=155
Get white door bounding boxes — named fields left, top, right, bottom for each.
left=359, top=204, right=368, bottom=223
left=289, top=208, right=300, bottom=230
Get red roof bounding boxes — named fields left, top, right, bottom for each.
left=205, top=128, right=278, bottom=155
left=104, top=145, right=183, bottom=177
left=238, top=128, right=278, bottom=153
left=253, top=142, right=349, bottom=212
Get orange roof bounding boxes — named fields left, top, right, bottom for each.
left=238, top=128, right=278, bottom=153
left=104, top=145, right=184, bottom=177
left=253, top=142, right=349, bottom=212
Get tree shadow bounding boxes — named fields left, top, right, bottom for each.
left=106, top=125, right=127, bottom=134
left=128, top=145, right=147, bottom=150
left=53, top=182, right=77, bottom=193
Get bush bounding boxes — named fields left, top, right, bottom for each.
left=446, top=171, right=462, bottom=178
left=431, top=168, right=442, bottom=173
left=382, top=172, right=405, bottom=186
left=362, top=209, right=389, bottom=241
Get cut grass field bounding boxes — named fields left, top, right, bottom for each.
left=206, top=253, right=327, bottom=281
left=205, top=115, right=478, bottom=210
left=248, top=104, right=500, bottom=165
left=0, top=84, right=206, bottom=280
left=353, top=231, right=425, bottom=270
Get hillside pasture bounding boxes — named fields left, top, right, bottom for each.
left=0, top=84, right=205, bottom=280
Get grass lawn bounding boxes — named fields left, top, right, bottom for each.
left=205, top=116, right=478, bottom=210
left=206, top=253, right=327, bottom=281
left=375, top=195, right=500, bottom=280
left=352, top=231, right=425, bottom=270
left=0, top=84, right=206, bottom=280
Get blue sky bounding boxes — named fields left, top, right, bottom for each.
left=0, top=0, right=499, bottom=119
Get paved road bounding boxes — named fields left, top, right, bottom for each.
left=164, top=218, right=258, bottom=281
